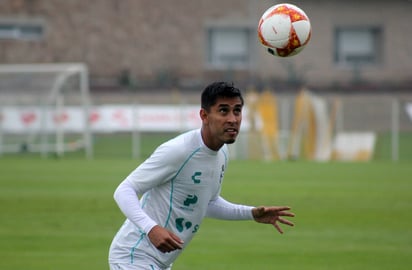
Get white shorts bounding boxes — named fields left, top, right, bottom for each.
left=109, top=263, right=172, bottom=270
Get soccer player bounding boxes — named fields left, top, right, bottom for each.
left=108, top=81, right=295, bottom=270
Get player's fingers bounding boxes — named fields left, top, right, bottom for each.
left=169, top=236, right=184, bottom=250
left=172, top=241, right=183, bottom=250
left=278, top=211, right=295, bottom=217
left=165, top=241, right=181, bottom=252
left=159, top=242, right=181, bottom=253
left=168, top=233, right=184, bottom=250
left=156, top=236, right=183, bottom=253
left=278, top=217, right=294, bottom=227
left=274, top=206, right=291, bottom=211
left=170, top=232, right=184, bottom=245
left=158, top=243, right=173, bottom=253
left=273, top=222, right=284, bottom=234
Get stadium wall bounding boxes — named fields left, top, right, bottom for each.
left=0, top=0, right=410, bottom=90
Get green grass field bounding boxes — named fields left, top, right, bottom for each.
left=1, top=134, right=412, bottom=269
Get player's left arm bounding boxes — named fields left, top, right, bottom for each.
left=206, top=196, right=254, bottom=220
left=206, top=197, right=295, bottom=234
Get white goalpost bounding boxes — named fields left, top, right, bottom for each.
left=0, top=63, right=93, bottom=158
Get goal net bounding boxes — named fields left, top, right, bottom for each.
left=0, top=63, right=93, bottom=158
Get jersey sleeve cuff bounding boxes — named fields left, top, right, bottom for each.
left=141, top=219, right=158, bottom=234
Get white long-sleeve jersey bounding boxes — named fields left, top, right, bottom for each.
left=109, top=129, right=254, bottom=268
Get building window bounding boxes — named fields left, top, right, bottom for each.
left=0, top=20, right=44, bottom=40
left=334, top=27, right=382, bottom=66
left=207, top=27, right=253, bottom=69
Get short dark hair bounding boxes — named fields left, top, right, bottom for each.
left=201, top=82, right=244, bottom=111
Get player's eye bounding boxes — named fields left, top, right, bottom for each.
left=232, top=107, right=242, bottom=115
left=219, top=107, right=229, bottom=113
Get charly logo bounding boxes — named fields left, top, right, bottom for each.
left=191, top=171, right=201, bottom=184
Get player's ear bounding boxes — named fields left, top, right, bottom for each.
left=199, top=108, right=208, bottom=122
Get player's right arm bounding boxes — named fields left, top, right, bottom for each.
left=114, top=140, right=188, bottom=252
left=113, top=179, right=183, bottom=253
left=113, top=179, right=157, bottom=233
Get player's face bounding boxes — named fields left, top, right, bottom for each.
left=200, top=96, right=243, bottom=151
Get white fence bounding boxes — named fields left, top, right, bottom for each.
left=1, top=96, right=412, bottom=161
left=1, top=105, right=203, bottom=133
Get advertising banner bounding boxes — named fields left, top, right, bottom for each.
left=0, top=105, right=202, bottom=133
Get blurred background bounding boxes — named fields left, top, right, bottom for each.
left=0, top=0, right=411, bottom=161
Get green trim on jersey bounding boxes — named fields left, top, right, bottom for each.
left=130, top=229, right=146, bottom=264
left=164, top=147, right=201, bottom=228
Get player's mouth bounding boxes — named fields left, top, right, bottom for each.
left=224, top=128, right=238, bottom=136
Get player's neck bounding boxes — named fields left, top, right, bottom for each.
left=200, top=128, right=223, bottom=151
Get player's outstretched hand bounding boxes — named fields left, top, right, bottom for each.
left=252, top=206, right=295, bottom=234
left=148, top=225, right=184, bottom=253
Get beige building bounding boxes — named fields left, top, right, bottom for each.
left=0, top=0, right=411, bottom=91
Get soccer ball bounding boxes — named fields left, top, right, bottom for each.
left=257, top=3, right=311, bottom=57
